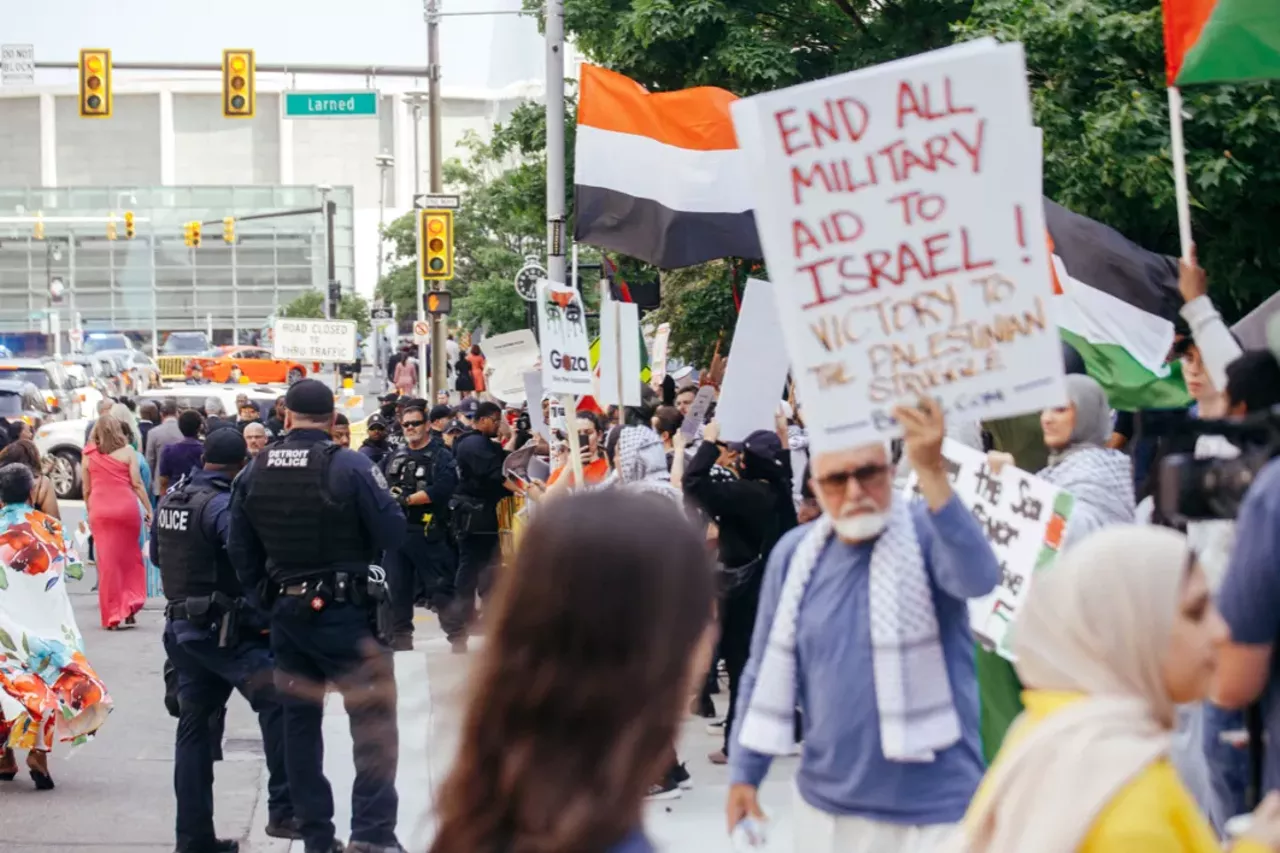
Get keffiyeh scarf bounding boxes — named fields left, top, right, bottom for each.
left=738, top=501, right=961, bottom=762
left=615, top=426, right=682, bottom=504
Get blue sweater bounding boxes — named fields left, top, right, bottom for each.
left=729, top=496, right=1000, bottom=825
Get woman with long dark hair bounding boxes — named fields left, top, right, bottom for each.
left=430, top=490, right=717, bottom=853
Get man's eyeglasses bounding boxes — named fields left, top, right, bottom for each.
left=814, top=464, right=891, bottom=494
left=401, top=419, right=426, bottom=429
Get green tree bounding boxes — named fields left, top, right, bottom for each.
left=961, top=0, right=1280, bottom=318
left=280, top=290, right=372, bottom=337
left=375, top=99, right=594, bottom=337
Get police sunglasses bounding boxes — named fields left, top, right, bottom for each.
left=401, top=418, right=426, bottom=428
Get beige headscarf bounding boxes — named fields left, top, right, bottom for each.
left=951, top=525, right=1192, bottom=853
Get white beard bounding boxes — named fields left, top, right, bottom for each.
left=832, top=512, right=888, bottom=542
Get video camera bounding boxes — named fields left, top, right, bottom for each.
left=1155, top=407, right=1280, bottom=524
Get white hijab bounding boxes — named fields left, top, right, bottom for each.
left=951, top=525, right=1191, bottom=853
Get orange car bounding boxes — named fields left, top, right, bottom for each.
left=184, top=346, right=311, bottom=384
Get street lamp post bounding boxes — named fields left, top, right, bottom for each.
left=374, top=152, right=395, bottom=389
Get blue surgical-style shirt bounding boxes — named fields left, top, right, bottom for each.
left=1217, top=457, right=1280, bottom=794
left=729, top=496, right=1000, bottom=825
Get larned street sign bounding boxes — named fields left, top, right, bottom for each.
left=283, top=91, right=378, bottom=119
left=370, top=306, right=395, bottom=321
left=413, top=194, right=460, bottom=210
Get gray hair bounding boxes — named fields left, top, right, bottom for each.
left=204, top=397, right=226, bottom=416
left=243, top=422, right=267, bottom=436
left=0, top=462, right=34, bottom=506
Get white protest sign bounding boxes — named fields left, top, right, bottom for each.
left=680, top=386, right=717, bottom=440
left=483, top=329, right=539, bottom=404
left=732, top=41, right=1064, bottom=452
left=715, top=279, right=791, bottom=442
left=536, top=279, right=593, bottom=395
left=650, top=323, right=672, bottom=384
left=597, top=300, right=642, bottom=407
left=905, top=439, right=1074, bottom=660
left=272, top=319, right=357, bottom=362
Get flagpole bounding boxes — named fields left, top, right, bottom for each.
left=1167, top=86, right=1194, bottom=260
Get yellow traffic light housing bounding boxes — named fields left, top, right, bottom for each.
left=424, top=291, right=453, bottom=315
left=106, top=213, right=118, bottom=241
left=223, top=217, right=236, bottom=244
left=419, top=210, right=454, bottom=281
left=123, top=211, right=136, bottom=239
left=79, top=49, right=113, bottom=118
left=221, top=50, right=255, bottom=119
left=184, top=221, right=202, bottom=248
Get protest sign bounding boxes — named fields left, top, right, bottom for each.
left=523, top=370, right=549, bottom=439
left=905, top=438, right=1074, bottom=660
left=650, top=323, right=672, bottom=384
left=484, top=329, right=539, bottom=404
left=680, top=386, right=717, bottom=440
left=536, top=279, right=593, bottom=395
left=732, top=41, right=1064, bottom=452
left=716, top=279, right=791, bottom=442
left=597, top=300, right=642, bottom=407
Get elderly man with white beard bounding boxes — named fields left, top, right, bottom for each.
left=725, top=397, right=1000, bottom=853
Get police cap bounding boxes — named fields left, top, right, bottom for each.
left=367, top=413, right=388, bottom=431
left=429, top=404, right=453, bottom=423
left=204, top=428, right=248, bottom=465
left=285, top=379, right=335, bottom=417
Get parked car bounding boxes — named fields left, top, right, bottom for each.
left=96, top=349, right=160, bottom=395
left=34, top=416, right=90, bottom=500
left=0, top=358, right=80, bottom=419
left=60, top=360, right=107, bottom=413
left=0, top=379, right=57, bottom=431
left=82, top=332, right=134, bottom=354
left=184, top=346, right=310, bottom=385
left=143, top=384, right=285, bottom=421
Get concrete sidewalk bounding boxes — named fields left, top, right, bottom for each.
left=252, top=618, right=800, bottom=853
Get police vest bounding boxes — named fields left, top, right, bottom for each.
left=241, top=440, right=374, bottom=581
left=385, top=443, right=440, bottom=527
left=155, top=480, right=229, bottom=601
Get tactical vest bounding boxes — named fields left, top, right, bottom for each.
left=241, top=440, right=374, bottom=581
left=156, top=481, right=227, bottom=601
left=385, top=443, right=439, bottom=526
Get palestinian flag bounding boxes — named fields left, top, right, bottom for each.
left=574, top=64, right=761, bottom=269
left=1163, top=0, right=1280, bottom=85
left=1046, top=200, right=1191, bottom=411
left=588, top=334, right=652, bottom=386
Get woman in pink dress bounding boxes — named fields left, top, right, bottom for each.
left=83, top=416, right=152, bottom=630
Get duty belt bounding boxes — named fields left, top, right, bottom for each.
left=278, top=572, right=370, bottom=606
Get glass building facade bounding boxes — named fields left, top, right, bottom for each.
left=0, top=184, right=354, bottom=351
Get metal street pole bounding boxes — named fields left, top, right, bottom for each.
left=426, top=0, right=447, bottom=401
left=375, top=152, right=394, bottom=389
left=546, top=0, right=567, bottom=289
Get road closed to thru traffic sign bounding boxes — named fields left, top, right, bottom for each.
left=272, top=318, right=357, bottom=363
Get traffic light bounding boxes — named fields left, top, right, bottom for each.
left=106, top=214, right=118, bottom=241
left=221, top=50, right=255, bottom=118
left=184, top=221, right=202, bottom=248
left=424, top=291, right=453, bottom=315
left=123, top=210, right=135, bottom=239
left=223, top=217, right=235, bottom=244
left=79, top=49, right=112, bottom=118
left=419, top=210, right=454, bottom=280
left=33, top=211, right=44, bottom=241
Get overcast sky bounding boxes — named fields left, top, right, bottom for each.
left=4, top=0, right=545, bottom=90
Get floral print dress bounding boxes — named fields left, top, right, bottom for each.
left=0, top=503, right=111, bottom=752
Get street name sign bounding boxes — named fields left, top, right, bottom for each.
left=1, top=45, right=34, bottom=86
left=370, top=306, right=395, bottom=322
left=283, top=91, right=378, bottom=119
left=413, top=194, right=460, bottom=210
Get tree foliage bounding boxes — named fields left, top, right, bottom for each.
left=551, top=0, right=1279, bottom=364
left=280, top=290, right=371, bottom=337
left=375, top=99, right=594, bottom=338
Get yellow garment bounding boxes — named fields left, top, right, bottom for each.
left=971, top=690, right=1266, bottom=853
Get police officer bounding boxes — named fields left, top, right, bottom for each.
left=381, top=403, right=458, bottom=651
left=227, top=379, right=407, bottom=853
left=155, top=429, right=299, bottom=853
left=358, top=414, right=392, bottom=468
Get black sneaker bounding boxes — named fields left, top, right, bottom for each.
left=645, top=775, right=682, bottom=801
left=265, top=816, right=304, bottom=840
left=690, top=693, right=716, bottom=718
left=174, top=840, right=239, bottom=853
left=390, top=633, right=413, bottom=652
left=670, top=762, right=693, bottom=791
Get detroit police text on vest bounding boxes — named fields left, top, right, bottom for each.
left=266, top=449, right=311, bottom=468
left=158, top=507, right=192, bottom=531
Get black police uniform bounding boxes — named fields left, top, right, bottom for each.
left=155, top=468, right=294, bottom=853
left=447, top=427, right=509, bottom=638
left=381, top=433, right=458, bottom=645
left=228, top=407, right=406, bottom=853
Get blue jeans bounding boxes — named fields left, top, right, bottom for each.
left=270, top=596, right=399, bottom=850
left=163, top=620, right=290, bottom=849
left=1204, top=702, right=1249, bottom=832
